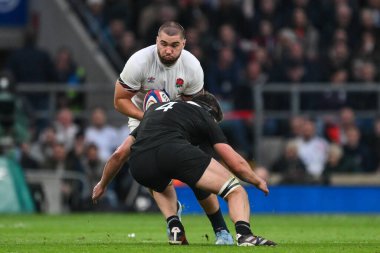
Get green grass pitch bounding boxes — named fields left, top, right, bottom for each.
left=0, top=214, right=379, bottom=253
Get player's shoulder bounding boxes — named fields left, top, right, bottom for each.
left=127, top=45, right=156, bottom=65
left=180, top=49, right=202, bottom=71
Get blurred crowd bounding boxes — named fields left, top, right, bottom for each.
left=1, top=0, right=380, bottom=212
left=82, top=0, right=380, bottom=99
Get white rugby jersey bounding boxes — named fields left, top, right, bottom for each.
left=119, top=45, right=204, bottom=110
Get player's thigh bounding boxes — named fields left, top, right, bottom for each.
left=157, top=143, right=211, bottom=187
left=195, top=158, right=233, bottom=195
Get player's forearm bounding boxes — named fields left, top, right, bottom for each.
left=114, top=81, right=144, bottom=120
left=114, top=98, right=144, bottom=120
left=225, top=157, right=262, bottom=185
left=99, top=136, right=135, bottom=188
left=99, top=153, right=124, bottom=188
left=214, top=143, right=261, bottom=185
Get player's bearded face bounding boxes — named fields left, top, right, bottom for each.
left=157, top=33, right=185, bottom=65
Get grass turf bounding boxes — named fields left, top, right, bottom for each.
left=0, top=214, right=379, bottom=253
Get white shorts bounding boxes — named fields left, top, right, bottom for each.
left=128, top=117, right=141, bottom=132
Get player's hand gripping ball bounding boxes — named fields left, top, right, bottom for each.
left=143, top=89, right=170, bottom=111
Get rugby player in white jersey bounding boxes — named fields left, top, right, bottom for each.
left=110, top=21, right=233, bottom=245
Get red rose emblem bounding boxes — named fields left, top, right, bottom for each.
left=176, top=78, right=184, bottom=87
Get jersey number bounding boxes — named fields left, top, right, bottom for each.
left=155, top=102, right=177, bottom=112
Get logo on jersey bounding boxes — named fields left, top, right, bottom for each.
left=147, top=77, right=155, bottom=83
left=176, top=78, right=184, bottom=88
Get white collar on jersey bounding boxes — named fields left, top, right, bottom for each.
left=186, top=101, right=201, bottom=107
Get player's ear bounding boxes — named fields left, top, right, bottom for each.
left=182, top=39, right=186, bottom=48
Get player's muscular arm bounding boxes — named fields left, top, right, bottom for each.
left=114, top=80, right=144, bottom=120
left=214, top=143, right=269, bottom=195
left=181, top=88, right=204, bottom=101
left=92, top=135, right=135, bottom=202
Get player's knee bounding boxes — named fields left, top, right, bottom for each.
left=218, top=177, right=242, bottom=199
left=191, top=186, right=211, bottom=200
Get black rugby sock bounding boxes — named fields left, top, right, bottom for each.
left=207, top=208, right=229, bottom=233
left=235, top=220, right=252, bottom=236
left=167, top=215, right=184, bottom=231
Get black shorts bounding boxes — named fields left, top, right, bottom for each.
left=129, top=143, right=212, bottom=192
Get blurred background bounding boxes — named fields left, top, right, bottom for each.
left=0, top=0, right=379, bottom=214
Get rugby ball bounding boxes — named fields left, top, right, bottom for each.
left=143, top=89, right=170, bottom=111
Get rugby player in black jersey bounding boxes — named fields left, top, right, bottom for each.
left=93, top=92, right=276, bottom=246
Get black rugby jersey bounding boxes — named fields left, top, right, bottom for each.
left=130, top=101, right=227, bottom=154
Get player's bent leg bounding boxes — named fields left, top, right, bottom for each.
left=151, top=184, right=178, bottom=219
left=151, top=185, right=189, bottom=245
left=196, top=194, right=233, bottom=245
left=195, top=158, right=276, bottom=247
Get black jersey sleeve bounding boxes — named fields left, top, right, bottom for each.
left=130, top=125, right=140, bottom=138
left=199, top=110, right=227, bottom=145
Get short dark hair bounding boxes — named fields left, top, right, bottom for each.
left=158, top=21, right=185, bottom=39
left=192, top=91, right=223, bottom=123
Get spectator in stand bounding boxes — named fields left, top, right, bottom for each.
left=273, top=28, right=297, bottom=64
left=86, top=0, right=106, bottom=32
left=324, top=107, right=357, bottom=145
left=102, top=0, right=132, bottom=29
left=274, top=41, right=321, bottom=83
left=319, top=69, right=349, bottom=110
left=252, top=20, right=276, bottom=56
left=235, top=60, right=268, bottom=110
left=104, top=18, right=126, bottom=49
left=367, top=117, right=380, bottom=172
left=84, top=107, right=118, bottom=162
left=211, top=0, right=247, bottom=36
left=288, top=115, right=306, bottom=138
left=366, top=0, right=380, bottom=28
left=250, top=0, right=282, bottom=37
left=294, top=117, right=329, bottom=180
left=6, top=30, right=57, bottom=84
left=55, top=47, right=85, bottom=84
left=271, top=140, right=311, bottom=184
left=359, top=8, right=380, bottom=39
left=342, top=126, right=374, bottom=172
left=322, top=143, right=355, bottom=184
left=5, top=30, right=57, bottom=115
left=116, top=31, right=140, bottom=60
left=184, top=27, right=201, bottom=51
left=206, top=47, right=242, bottom=102
left=66, top=131, right=86, bottom=174
left=53, top=108, right=80, bottom=151
left=140, top=3, right=178, bottom=46
left=136, top=0, right=169, bottom=42
left=29, top=126, right=58, bottom=165
left=19, top=143, right=40, bottom=170
left=54, top=47, right=86, bottom=110
left=353, top=31, right=380, bottom=65
left=280, top=0, right=323, bottom=31
left=42, top=142, right=84, bottom=211
left=290, top=8, right=320, bottom=60
left=211, top=24, right=245, bottom=61
left=324, top=41, right=351, bottom=78
left=251, top=46, right=273, bottom=74
left=323, top=2, right=359, bottom=50
left=176, top=0, right=213, bottom=29
left=348, top=61, right=378, bottom=110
